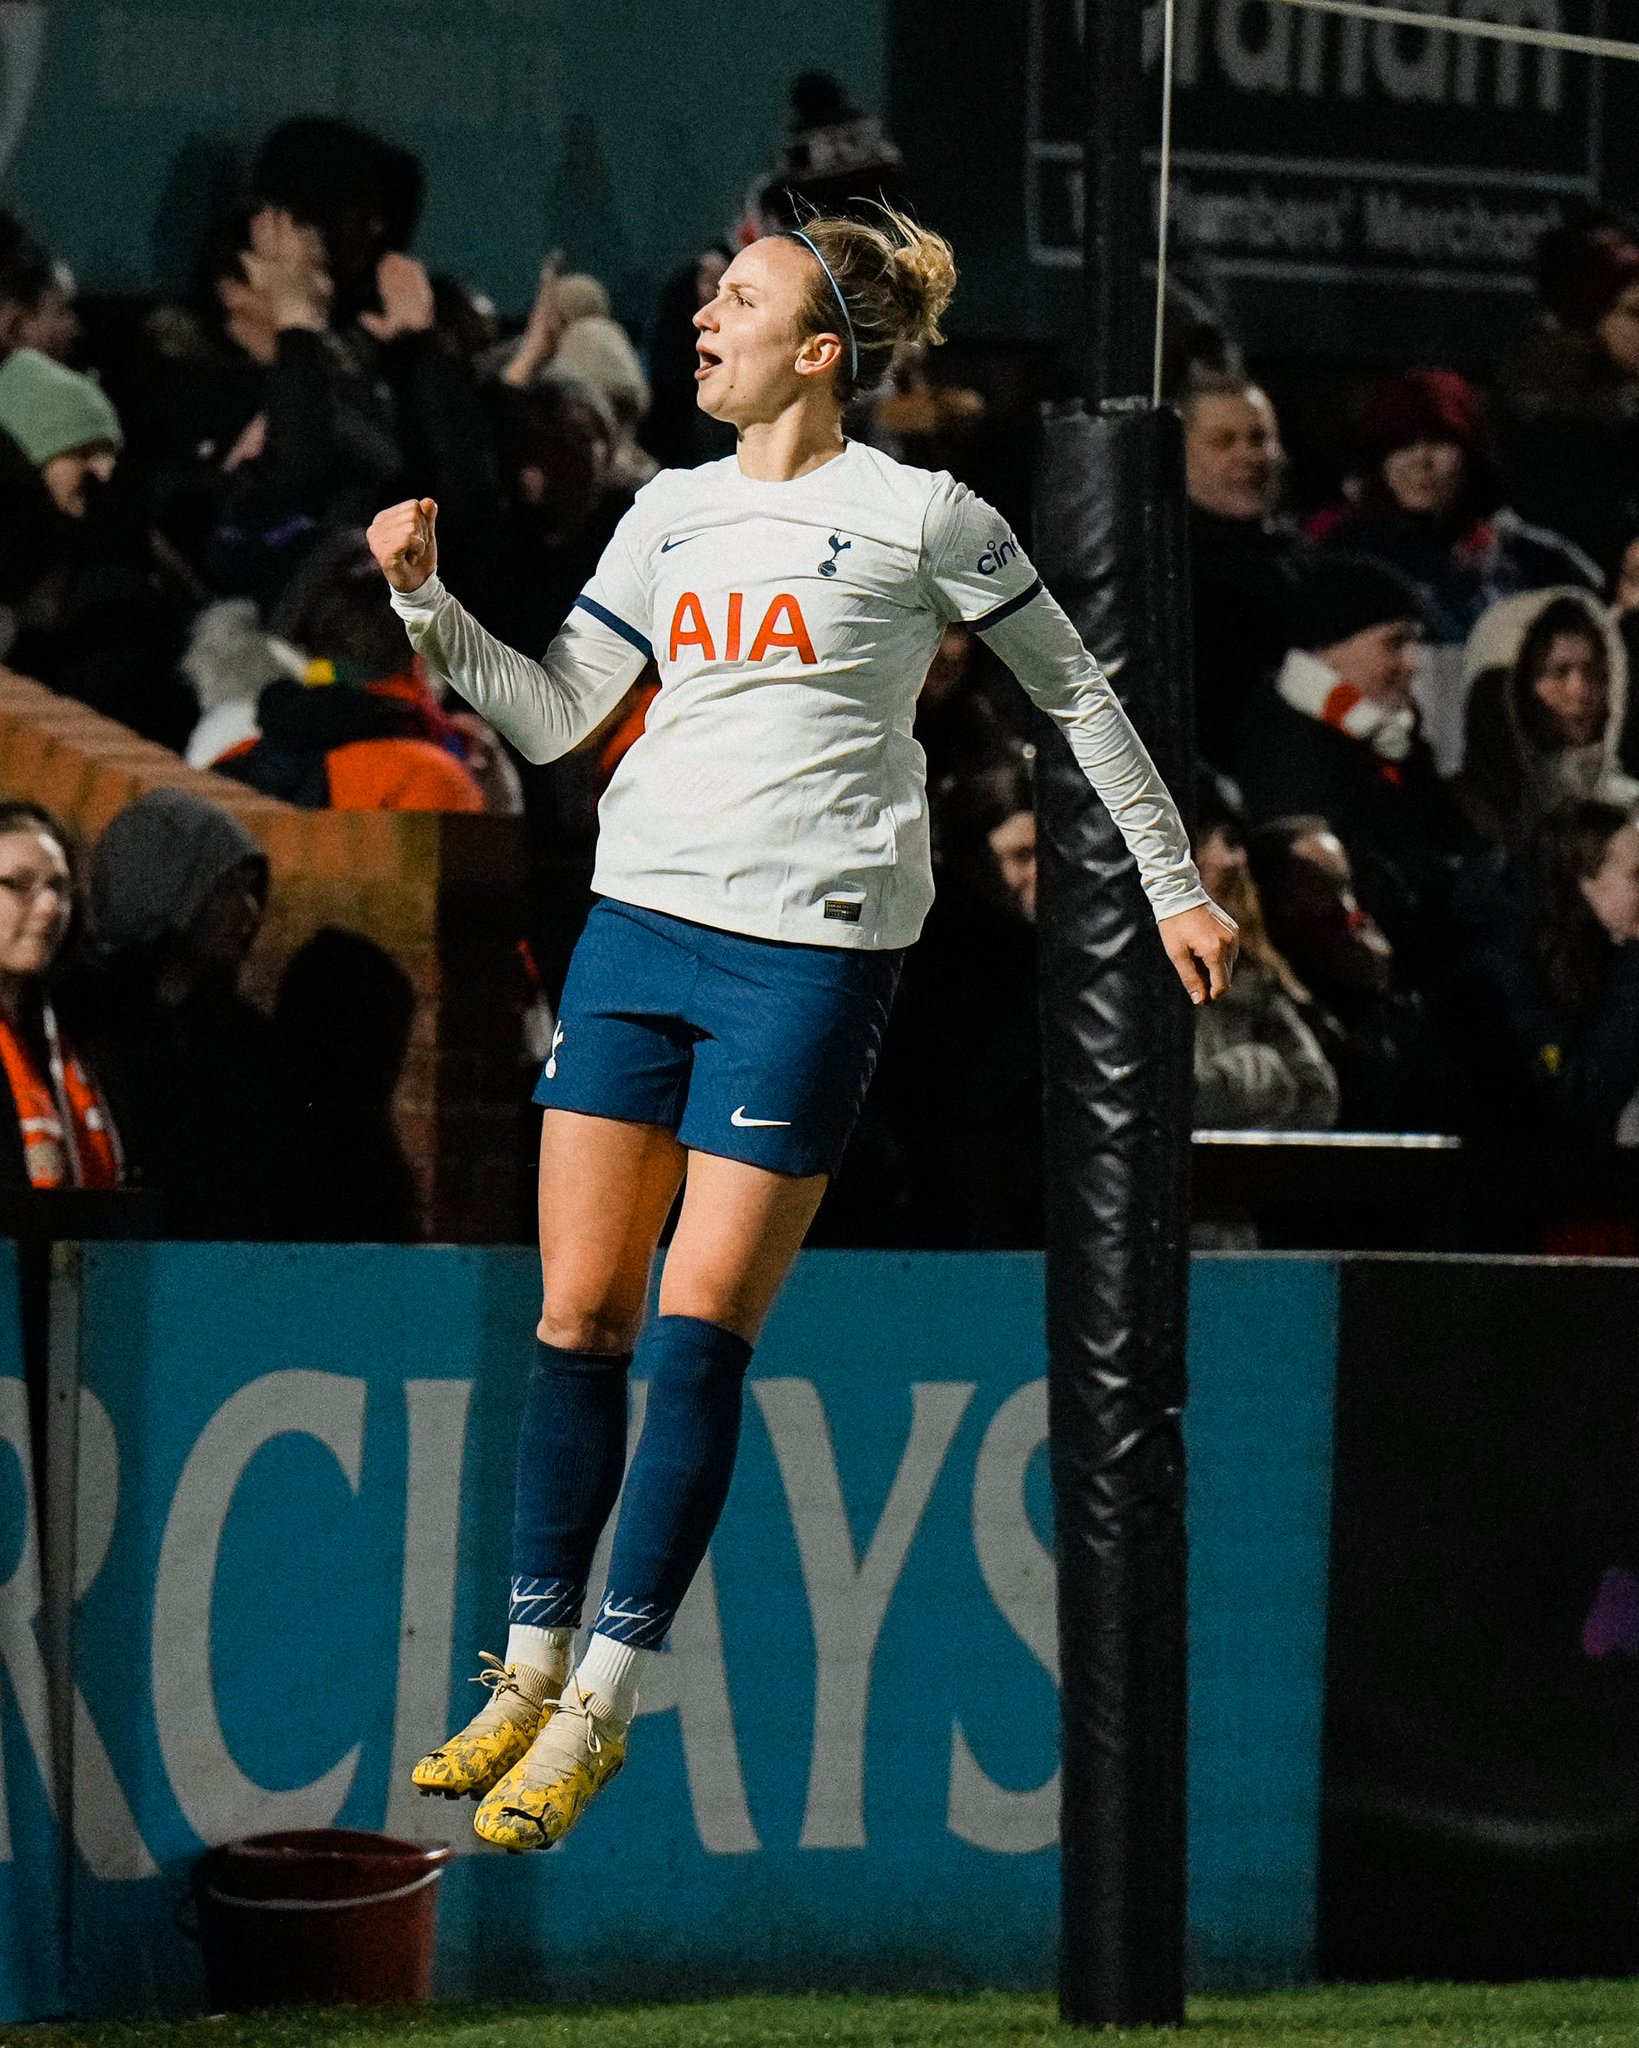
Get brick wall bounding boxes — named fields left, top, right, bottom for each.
left=0, top=668, right=531, bottom=1242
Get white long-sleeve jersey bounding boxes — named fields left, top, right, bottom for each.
left=391, top=441, right=1207, bottom=949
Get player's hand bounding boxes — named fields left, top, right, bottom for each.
left=360, top=252, right=437, bottom=342
left=1158, top=900, right=1239, bottom=1006
left=367, top=497, right=438, bottom=594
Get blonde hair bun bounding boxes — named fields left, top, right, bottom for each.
left=793, top=205, right=959, bottom=392
left=881, top=205, right=957, bottom=350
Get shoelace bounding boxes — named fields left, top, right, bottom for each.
left=512, top=1681, right=606, bottom=1793
left=472, top=1651, right=526, bottom=1704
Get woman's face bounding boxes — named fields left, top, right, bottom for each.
left=692, top=237, right=845, bottom=427
left=1381, top=438, right=1465, bottom=520
left=0, top=828, right=72, bottom=980
left=1581, top=822, right=1639, bottom=942
left=1531, top=629, right=1607, bottom=748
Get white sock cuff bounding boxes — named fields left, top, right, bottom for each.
left=575, top=1631, right=646, bottom=1726
left=506, top=1623, right=574, bottom=1692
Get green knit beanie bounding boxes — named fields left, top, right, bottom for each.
left=0, top=347, right=122, bottom=468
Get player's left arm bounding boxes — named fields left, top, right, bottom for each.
left=920, top=479, right=1236, bottom=1004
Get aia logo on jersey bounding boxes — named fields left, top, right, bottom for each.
left=977, top=534, right=1021, bottom=575
left=669, top=592, right=818, bottom=666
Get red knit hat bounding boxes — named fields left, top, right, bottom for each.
left=1358, top=369, right=1486, bottom=464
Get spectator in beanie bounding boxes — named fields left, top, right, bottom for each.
left=1311, top=369, right=1599, bottom=647
left=215, top=536, right=486, bottom=812
left=0, top=348, right=189, bottom=743
left=743, top=71, right=910, bottom=237
left=1181, top=366, right=1300, bottom=768
left=1235, top=553, right=1474, bottom=984
left=1495, top=216, right=1639, bottom=572
left=0, top=803, right=120, bottom=1193
left=1190, top=786, right=1339, bottom=1132
left=1456, top=588, right=1638, bottom=851
left=0, top=344, right=119, bottom=533
left=77, top=791, right=315, bottom=1236
left=1442, top=800, right=1639, bottom=1145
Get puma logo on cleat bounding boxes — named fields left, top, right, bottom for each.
left=731, top=1107, right=791, bottom=1127
left=819, top=533, right=852, bottom=577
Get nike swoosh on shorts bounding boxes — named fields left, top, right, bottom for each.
left=731, top=1107, right=791, bottom=1128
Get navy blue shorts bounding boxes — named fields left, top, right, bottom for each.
left=533, top=898, right=904, bottom=1178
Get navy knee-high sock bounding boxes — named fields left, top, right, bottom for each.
left=510, top=1339, right=631, bottom=1631
left=592, top=1315, right=753, bottom=1650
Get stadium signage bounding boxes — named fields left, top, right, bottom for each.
left=0, top=1246, right=1334, bottom=2019
left=1028, top=0, right=1604, bottom=293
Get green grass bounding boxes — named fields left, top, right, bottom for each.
left=10, top=1983, right=1639, bottom=2048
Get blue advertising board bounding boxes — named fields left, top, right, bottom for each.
left=46, top=1244, right=1337, bottom=2018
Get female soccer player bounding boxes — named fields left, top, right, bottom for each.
left=368, top=208, right=1236, bottom=1853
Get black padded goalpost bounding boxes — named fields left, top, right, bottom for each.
left=1036, top=0, right=1639, bottom=2029
left=1035, top=0, right=1193, bottom=2028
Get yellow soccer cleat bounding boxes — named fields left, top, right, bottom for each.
left=411, top=1653, right=560, bottom=1800
left=472, top=1679, right=628, bottom=1852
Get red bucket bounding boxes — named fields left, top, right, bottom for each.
left=195, top=1829, right=452, bottom=2010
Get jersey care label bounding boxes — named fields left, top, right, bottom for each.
left=823, top=898, right=864, bottom=923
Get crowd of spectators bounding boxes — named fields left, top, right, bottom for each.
left=1177, top=208, right=1639, bottom=1238
left=5, top=88, right=1639, bottom=1249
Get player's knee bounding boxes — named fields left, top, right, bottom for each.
left=652, top=1282, right=758, bottom=1345
left=537, top=1303, right=642, bottom=1353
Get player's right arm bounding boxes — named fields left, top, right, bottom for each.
left=368, top=496, right=651, bottom=766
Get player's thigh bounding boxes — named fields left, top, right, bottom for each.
left=656, top=1149, right=828, bottom=1342
left=537, top=1109, right=686, bottom=1350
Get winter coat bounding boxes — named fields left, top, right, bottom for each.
left=1455, top=587, right=1639, bottom=849
left=135, top=321, right=500, bottom=607
left=1235, top=678, right=1475, bottom=987
left=74, top=791, right=317, bottom=1236
left=215, top=676, right=484, bottom=812
left=1441, top=849, right=1639, bottom=1144
left=1192, top=959, right=1340, bottom=1130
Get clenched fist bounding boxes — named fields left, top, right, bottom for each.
left=367, top=497, right=438, bottom=594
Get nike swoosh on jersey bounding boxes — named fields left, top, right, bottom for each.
left=659, top=533, right=702, bottom=553
left=731, top=1107, right=791, bottom=1128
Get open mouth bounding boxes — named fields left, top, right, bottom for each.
left=694, top=345, right=722, bottom=380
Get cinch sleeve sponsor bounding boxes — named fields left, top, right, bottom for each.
left=389, top=503, right=655, bottom=765
left=920, top=477, right=1208, bottom=925
left=921, top=475, right=1044, bottom=629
